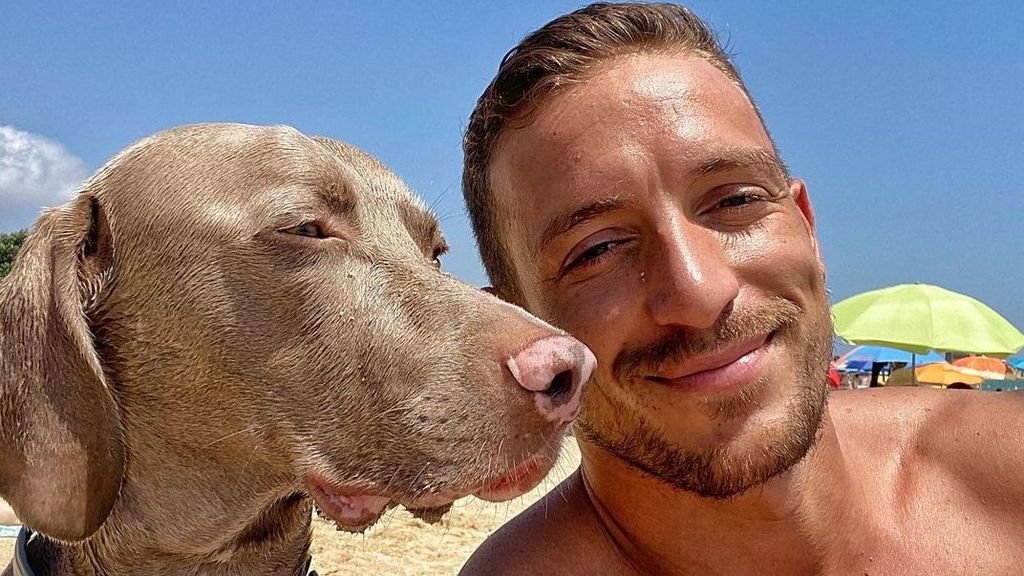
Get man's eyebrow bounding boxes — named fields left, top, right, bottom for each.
left=696, top=148, right=788, bottom=182
left=534, top=197, right=627, bottom=257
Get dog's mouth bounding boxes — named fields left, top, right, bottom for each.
left=306, top=478, right=392, bottom=532
left=471, top=453, right=551, bottom=502
left=306, top=451, right=557, bottom=532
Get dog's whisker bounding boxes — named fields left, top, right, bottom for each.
left=377, top=398, right=417, bottom=418
left=200, top=424, right=258, bottom=450
left=426, top=183, right=453, bottom=213
left=381, top=461, right=406, bottom=496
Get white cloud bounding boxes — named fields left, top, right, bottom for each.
left=0, top=126, right=91, bottom=231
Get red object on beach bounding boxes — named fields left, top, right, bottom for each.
left=828, top=365, right=841, bottom=388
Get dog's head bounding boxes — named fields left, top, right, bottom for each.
left=0, top=124, right=593, bottom=542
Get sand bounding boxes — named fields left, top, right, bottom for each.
left=0, top=534, right=12, bottom=569
left=0, top=442, right=581, bottom=574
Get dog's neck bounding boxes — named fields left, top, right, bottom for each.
left=50, top=353, right=320, bottom=574
left=23, top=493, right=315, bottom=575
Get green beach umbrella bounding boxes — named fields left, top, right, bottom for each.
left=832, top=283, right=1024, bottom=357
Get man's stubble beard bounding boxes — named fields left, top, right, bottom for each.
left=574, top=297, right=833, bottom=500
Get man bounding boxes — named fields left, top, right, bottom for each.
left=460, top=3, right=1024, bottom=574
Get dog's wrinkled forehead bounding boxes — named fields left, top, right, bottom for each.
left=86, top=123, right=438, bottom=249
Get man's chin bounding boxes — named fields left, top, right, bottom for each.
left=575, top=373, right=829, bottom=499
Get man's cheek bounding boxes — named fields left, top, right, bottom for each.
left=550, top=281, right=636, bottom=353
left=737, top=227, right=821, bottom=297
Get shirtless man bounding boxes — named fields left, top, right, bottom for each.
left=460, top=3, right=1024, bottom=574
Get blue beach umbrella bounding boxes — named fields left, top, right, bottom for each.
left=836, top=345, right=944, bottom=373
left=1009, top=352, right=1024, bottom=371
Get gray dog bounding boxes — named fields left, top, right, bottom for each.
left=0, top=124, right=595, bottom=575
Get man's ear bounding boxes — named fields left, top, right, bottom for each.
left=790, top=178, right=820, bottom=259
left=0, top=193, right=125, bottom=542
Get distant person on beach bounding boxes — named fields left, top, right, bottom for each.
left=460, top=3, right=1024, bottom=574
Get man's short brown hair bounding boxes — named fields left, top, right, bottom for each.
left=462, top=2, right=770, bottom=302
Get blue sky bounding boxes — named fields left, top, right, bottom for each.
left=2, top=1, right=1021, bottom=329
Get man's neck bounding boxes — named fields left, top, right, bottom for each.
left=578, top=413, right=872, bottom=575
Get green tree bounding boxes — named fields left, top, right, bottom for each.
left=0, top=230, right=29, bottom=279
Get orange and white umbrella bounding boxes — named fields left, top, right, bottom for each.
left=886, top=362, right=984, bottom=388
left=951, top=356, right=1010, bottom=380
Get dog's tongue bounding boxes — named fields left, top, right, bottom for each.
left=326, top=493, right=390, bottom=527
left=308, top=478, right=390, bottom=532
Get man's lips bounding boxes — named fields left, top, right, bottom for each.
left=645, top=333, right=772, bottom=392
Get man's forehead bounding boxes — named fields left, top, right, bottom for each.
left=515, top=56, right=749, bottom=140
left=493, top=55, right=766, bottom=179
left=489, top=53, right=772, bottom=211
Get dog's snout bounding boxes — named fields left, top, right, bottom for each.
left=547, top=369, right=574, bottom=403
left=506, top=335, right=596, bottom=424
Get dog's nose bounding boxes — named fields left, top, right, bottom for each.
left=506, top=335, right=596, bottom=424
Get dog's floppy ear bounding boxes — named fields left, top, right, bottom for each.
left=0, top=193, right=125, bottom=541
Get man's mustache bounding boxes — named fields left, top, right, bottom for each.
left=612, top=297, right=803, bottom=381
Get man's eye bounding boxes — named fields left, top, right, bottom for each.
left=283, top=222, right=326, bottom=238
left=565, top=241, right=618, bottom=272
left=717, top=193, right=760, bottom=209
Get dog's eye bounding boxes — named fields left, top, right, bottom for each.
left=432, top=245, right=447, bottom=268
left=283, top=222, right=326, bottom=239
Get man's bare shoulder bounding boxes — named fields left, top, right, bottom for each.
left=830, top=387, right=1024, bottom=445
left=829, top=387, right=948, bottom=438
left=460, top=471, right=628, bottom=575
left=829, top=388, right=1024, bottom=501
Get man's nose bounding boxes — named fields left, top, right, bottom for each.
left=643, top=221, right=740, bottom=328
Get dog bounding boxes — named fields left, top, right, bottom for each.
left=0, top=124, right=595, bottom=575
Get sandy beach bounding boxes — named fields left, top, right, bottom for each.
left=1, top=442, right=581, bottom=574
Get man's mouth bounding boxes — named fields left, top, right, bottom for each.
left=645, top=332, right=774, bottom=392
left=306, top=452, right=555, bottom=531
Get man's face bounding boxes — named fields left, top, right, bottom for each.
left=489, top=52, right=833, bottom=498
